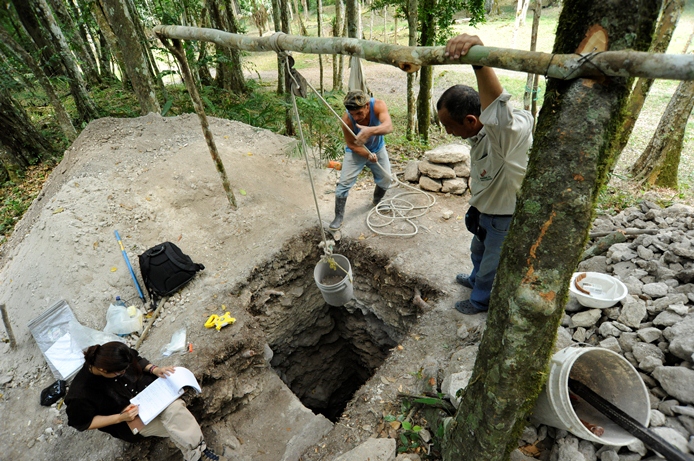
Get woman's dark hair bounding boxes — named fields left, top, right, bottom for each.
left=84, top=342, right=140, bottom=375
left=436, top=85, right=481, bottom=123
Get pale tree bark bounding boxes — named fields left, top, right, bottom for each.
left=0, top=89, right=53, bottom=182
left=99, top=0, right=160, bottom=115
left=485, top=0, right=500, bottom=16
left=301, top=0, right=309, bottom=22
left=332, top=0, right=344, bottom=91
left=0, top=27, right=77, bottom=141
left=346, top=0, right=358, bottom=38
left=31, top=0, right=100, bottom=122
left=151, top=26, right=694, bottom=80
left=157, top=36, right=237, bottom=210
left=91, top=0, right=127, bottom=83
left=279, top=0, right=295, bottom=135
left=292, top=0, right=308, bottom=35
left=443, top=1, right=661, bottom=460
left=406, top=0, right=417, bottom=139
left=607, top=0, right=684, bottom=171
left=317, top=0, right=324, bottom=92
left=270, top=0, right=286, bottom=94
left=123, top=0, right=169, bottom=102
left=220, top=0, right=247, bottom=93
left=46, top=0, right=101, bottom=85
left=629, top=77, right=694, bottom=188
left=523, top=0, right=541, bottom=130
left=511, top=0, right=530, bottom=48
left=9, top=0, right=63, bottom=77
left=383, top=6, right=387, bottom=43
left=416, top=0, right=435, bottom=142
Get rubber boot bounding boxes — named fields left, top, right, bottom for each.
left=372, top=185, right=387, bottom=206
left=329, top=196, right=347, bottom=230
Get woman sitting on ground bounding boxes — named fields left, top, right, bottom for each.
left=65, top=341, right=226, bottom=461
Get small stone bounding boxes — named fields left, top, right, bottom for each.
left=653, top=310, right=684, bottom=327
left=599, top=337, right=622, bottom=353
left=651, top=427, right=691, bottom=454
left=571, top=309, right=602, bottom=328
left=636, top=327, right=663, bottom=343
left=642, top=282, right=669, bottom=298
left=653, top=367, right=694, bottom=404
left=442, top=209, right=454, bottom=220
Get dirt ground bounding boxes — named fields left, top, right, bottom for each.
left=0, top=104, right=482, bottom=460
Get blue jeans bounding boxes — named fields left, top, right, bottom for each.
left=467, top=213, right=512, bottom=311
left=335, top=146, right=391, bottom=198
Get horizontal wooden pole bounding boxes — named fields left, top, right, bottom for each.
left=153, top=26, right=694, bottom=81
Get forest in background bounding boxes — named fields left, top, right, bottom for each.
left=1, top=0, right=693, bottom=246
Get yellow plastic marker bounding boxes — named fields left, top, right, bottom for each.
left=204, top=312, right=236, bottom=331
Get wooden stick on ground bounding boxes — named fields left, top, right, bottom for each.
left=135, top=297, right=168, bottom=350
left=0, top=304, right=16, bottom=349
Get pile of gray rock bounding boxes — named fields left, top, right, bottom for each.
left=550, top=201, right=694, bottom=460
left=445, top=201, right=694, bottom=461
left=402, top=143, right=470, bottom=195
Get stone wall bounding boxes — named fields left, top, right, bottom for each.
left=403, top=143, right=470, bottom=195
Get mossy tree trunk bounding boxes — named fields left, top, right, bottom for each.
left=32, top=0, right=100, bottom=122
left=99, top=0, right=159, bottom=115
left=442, top=1, right=661, bottom=460
left=0, top=89, right=53, bottom=181
left=406, top=0, right=417, bottom=139
left=416, top=0, right=436, bottom=142
left=332, top=0, right=344, bottom=91
left=629, top=78, right=694, bottom=188
left=607, top=0, right=684, bottom=172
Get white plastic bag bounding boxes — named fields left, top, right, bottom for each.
left=162, top=328, right=187, bottom=357
left=103, top=303, right=143, bottom=335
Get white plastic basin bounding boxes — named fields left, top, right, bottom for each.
left=569, top=272, right=628, bottom=309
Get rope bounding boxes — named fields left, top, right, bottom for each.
left=284, top=58, right=335, bottom=260
left=297, top=73, right=437, bottom=237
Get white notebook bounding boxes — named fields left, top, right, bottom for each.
left=130, top=367, right=201, bottom=425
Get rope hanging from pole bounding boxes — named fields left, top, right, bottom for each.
left=283, top=53, right=436, bottom=239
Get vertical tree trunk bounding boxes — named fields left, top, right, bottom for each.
left=292, top=0, right=308, bottom=34
left=31, top=0, right=100, bottom=122
left=0, top=27, right=77, bottom=141
left=0, top=89, right=53, bottom=181
left=221, top=0, right=247, bottom=93
left=158, top=37, right=237, bottom=210
left=332, top=0, right=344, bottom=91
left=416, top=0, right=436, bottom=142
left=123, top=0, right=169, bottom=102
left=280, top=0, right=295, bottom=135
left=207, top=0, right=233, bottom=90
left=443, top=1, right=661, bottom=460
left=406, top=0, right=417, bottom=139
left=630, top=78, right=694, bottom=188
left=383, top=6, right=387, bottom=43
left=91, top=0, right=127, bottom=83
left=9, top=0, right=63, bottom=77
left=46, top=0, right=101, bottom=85
left=523, top=0, right=541, bottom=131
left=99, top=0, right=160, bottom=115
left=346, top=0, right=358, bottom=39
left=317, top=0, right=324, bottom=93
left=607, top=0, right=684, bottom=171
left=270, top=0, right=286, bottom=94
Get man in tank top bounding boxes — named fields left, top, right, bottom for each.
left=329, top=90, right=394, bottom=232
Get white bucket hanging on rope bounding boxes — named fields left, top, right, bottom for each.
left=314, top=254, right=354, bottom=306
left=532, top=346, right=650, bottom=446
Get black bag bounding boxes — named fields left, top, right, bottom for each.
left=138, top=242, right=204, bottom=307
left=464, top=206, right=486, bottom=241
left=40, top=380, right=66, bottom=406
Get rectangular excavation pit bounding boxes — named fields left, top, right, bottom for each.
left=239, top=232, right=438, bottom=421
